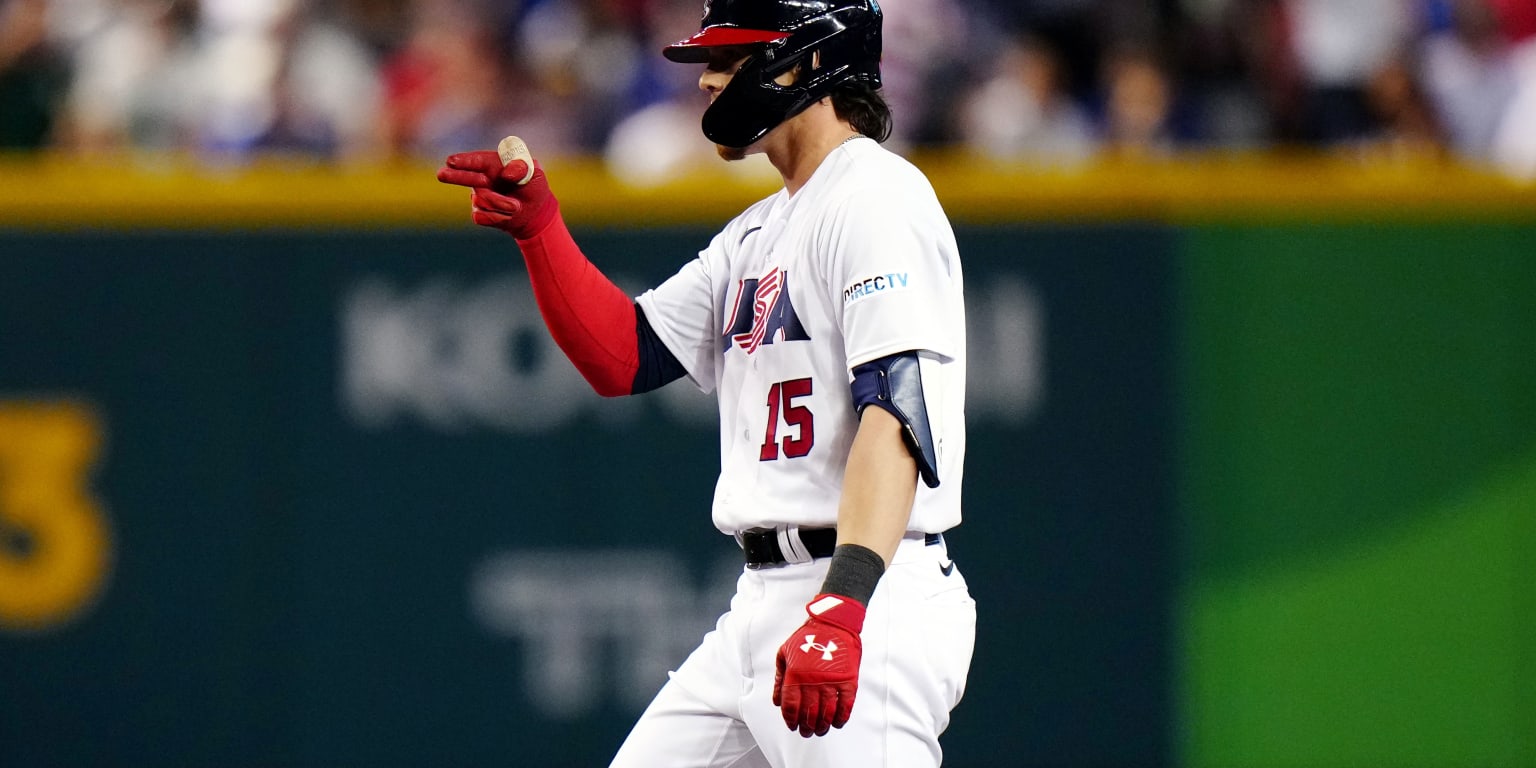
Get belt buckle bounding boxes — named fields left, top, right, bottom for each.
left=738, top=528, right=779, bottom=569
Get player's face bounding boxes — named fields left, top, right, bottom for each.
left=699, top=46, right=753, bottom=100
left=698, top=45, right=799, bottom=161
left=700, top=46, right=755, bottom=160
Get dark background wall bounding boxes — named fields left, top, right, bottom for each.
left=2, top=160, right=1533, bottom=768
left=0, top=225, right=1175, bottom=767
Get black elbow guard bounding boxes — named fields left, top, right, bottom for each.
left=850, top=351, right=940, bottom=488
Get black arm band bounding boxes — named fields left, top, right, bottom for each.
left=818, top=544, right=886, bottom=607
left=851, top=350, right=941, bottom=487
left=632, top=304, right=688, bottom=394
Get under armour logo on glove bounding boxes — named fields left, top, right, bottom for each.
left=773, top=593, right=867, bottom=738
left=800, top=635, right=839, bottom=660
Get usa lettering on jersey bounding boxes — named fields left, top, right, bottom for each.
left=720, top=268, right=810, bottom=353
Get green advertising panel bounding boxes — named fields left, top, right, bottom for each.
left=1178, top=226, right=1536, bottom=768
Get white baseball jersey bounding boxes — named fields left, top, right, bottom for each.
left=636, top=137, right=966, bottom=535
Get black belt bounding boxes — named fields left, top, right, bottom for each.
left=739, top=528, right=942, bottom=569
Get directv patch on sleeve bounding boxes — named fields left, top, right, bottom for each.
left=842, top=272, right=911, bottom=306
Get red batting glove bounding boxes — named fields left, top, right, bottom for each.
left=435, top=150, right=560, bottom=240
left=773, top=593, right=867, bottom=738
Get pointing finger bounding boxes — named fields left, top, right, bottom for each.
left=437, top=166, right=495, bottom=188
left=445, top=150, right=502, bottom=174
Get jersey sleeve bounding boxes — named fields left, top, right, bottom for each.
left=635, top=233, right=727, bottom=394
left=821, top=185, right=961, bottom=370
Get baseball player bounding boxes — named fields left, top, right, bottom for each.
left=436, top=0, right=974, bottom=765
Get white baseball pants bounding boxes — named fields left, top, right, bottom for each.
left=609, top=533, right=976, bottom=768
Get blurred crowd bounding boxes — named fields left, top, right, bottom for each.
left=1, top=0, right=1534, bottom=182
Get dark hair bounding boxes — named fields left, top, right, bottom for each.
left=830, top=82, right=893, bottom=143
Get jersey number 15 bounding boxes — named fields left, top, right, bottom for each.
left=759, top=378, right=813, bottom=461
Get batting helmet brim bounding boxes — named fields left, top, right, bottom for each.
left=662, top=27, right=791, bottom=62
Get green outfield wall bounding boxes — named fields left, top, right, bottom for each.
left=1179, top=230, right=1536, bottom=768
left=1, top=156, right=1533, bottom=768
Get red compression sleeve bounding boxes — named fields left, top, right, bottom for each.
left=515, top=206, right=639, bottom=397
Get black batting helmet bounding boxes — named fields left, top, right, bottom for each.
left=664, top=0, right=884, bottom=148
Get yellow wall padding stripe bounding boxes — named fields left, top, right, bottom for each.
left=2, top=150, right=1533, bottom=230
